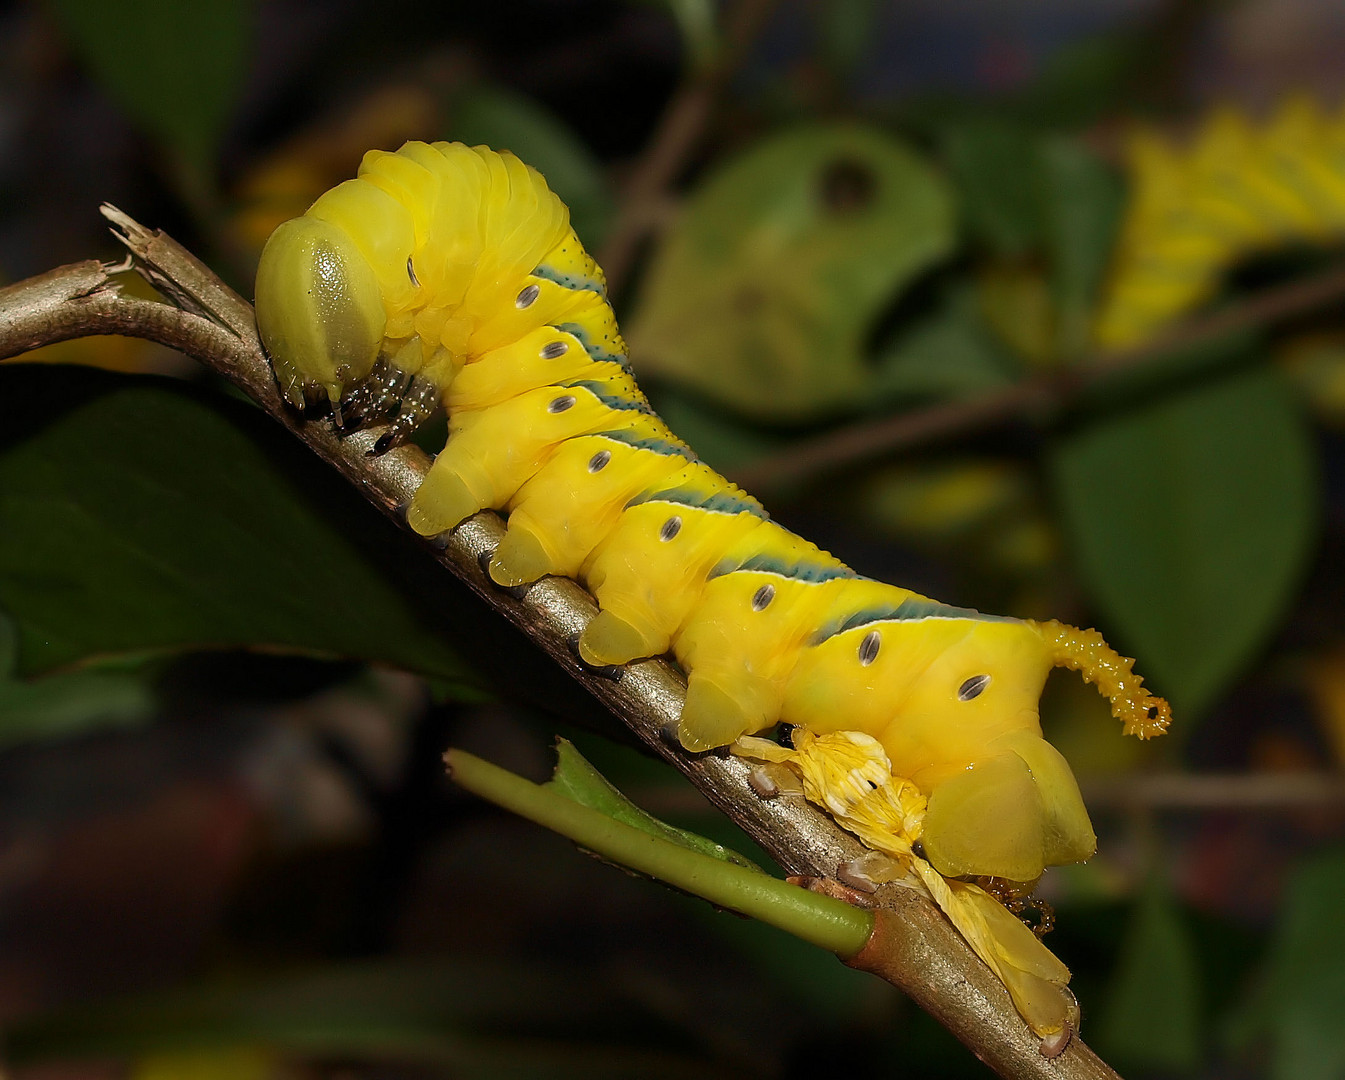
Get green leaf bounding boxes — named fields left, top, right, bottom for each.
left=941, top=120, right=1043, bottom=258
left=1038, top=138, right=1123, bottom=358
left=0, top=608, right=154, bottom=746
left=1246, top=849, right=1345, bottom=1080
left=45, top=0, right=251, bottom=168
left=1050, top=366, right=1318, bottom=717
left=545, top=738, right=762, bottom=872
left=627, top=124, right=956, bottom=420
left=942, top=128, right=1121, bottom=359
left=0, top=365, right=481, bottom=689
left=817, top=0, right=882, bottom=78
left=870, top=285, right=1018, bottom=404
left=449, top=86, right=614, bottom=249
left=5, top=958, right=723, bottom=1077
left=1096, top=877, right=1203, bottom=1071
left=645, top=389, right=784, bottom=475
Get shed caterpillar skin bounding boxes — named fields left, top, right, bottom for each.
left=256, top=140, right=1170, bottom=1032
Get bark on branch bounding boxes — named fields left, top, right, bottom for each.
left=0, top=206, right=1121, bottom=1080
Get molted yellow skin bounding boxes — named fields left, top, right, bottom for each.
left=256, top=140, right=1173, bottom=1038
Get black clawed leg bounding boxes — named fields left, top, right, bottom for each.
left=475, top=548, right=531, bottom=600
left=566, top=634, right=624, bottom=682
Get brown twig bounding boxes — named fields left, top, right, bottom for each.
left=0, top=208, right=1121, bottom=1080
left=731, top=261, right=1345, bottom=492
left=1082, top=771, right=1345, bottom=810
left=635, top=770, right=1345, bottom=817
left=596, top=0, right=780, bottom=297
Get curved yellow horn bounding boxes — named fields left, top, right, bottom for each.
left=1027, top=620, right=1172, bottom=739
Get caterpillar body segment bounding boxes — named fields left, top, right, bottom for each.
left=255, top=140, right=1172, bottom=1039
left=488, top=434, right=690, bottom=588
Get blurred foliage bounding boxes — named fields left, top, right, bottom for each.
left=1096, top=874, right=1204, bottom=1072
left=44, top=0, right=251, bottom=173
left=0, top=366, right=480, bottom=688
left=1234, top=848, right=1345, bottom=1080
left=4, top=0, right=1345, bottom=1077
left=628, top=123, right=956, bottom=419
left=1050, top=366, right=1318, bottom=719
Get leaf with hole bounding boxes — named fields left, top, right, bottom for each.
left=628, top=124, right=955, bottom=420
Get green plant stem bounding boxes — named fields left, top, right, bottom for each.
left=445, top=748, right=873, bottom=957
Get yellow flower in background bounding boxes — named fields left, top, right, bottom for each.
left=1097, top=96, right=1345, bottom=349
left=132, top=1048, right=282, bottom=1080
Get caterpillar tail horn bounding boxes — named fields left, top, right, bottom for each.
left=1027, top=620, right=1171, bottom=739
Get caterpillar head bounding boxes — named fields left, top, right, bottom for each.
left=255, top=215, right=386, bottom=410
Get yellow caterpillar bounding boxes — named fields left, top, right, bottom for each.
left=254, top=141, right=1170, bottom=1037
left=1098, top=96, right=1345, bottom=348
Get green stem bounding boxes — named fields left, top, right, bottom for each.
left=445, top=749, right=874, bottom=957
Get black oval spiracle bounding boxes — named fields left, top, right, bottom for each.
left=659, top=515, right=682, bottom=541
left=540, top=340, right=569, bottom=359
left=751, top=584, right=775, bottom=611
left=515, top=283, right=540, bottom=308
left=858, top=630, right=881, bottom=666
left=958, top=674, right=991, bottom=701
left=547, top=395, right=576, bottom=414
left=588, top=449, right=611, bottom=472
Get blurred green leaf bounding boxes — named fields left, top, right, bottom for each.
left=942, top=129, right=1120, bottom=359
left=1236, top=849, right=1345, bottom=1080
left=45, top=0, right=250, bottom=168
left=6, top=958, right=724, bottom=1078
left=1013, top=33, right=1147, bottom=129
left=0, top=608, right=154, bottom=745
left=545, top=738, right=762, bottom=872
left=0, top=365, right=480, bottom=690
left=450, top=86, right=614, bottom=249
left=871, top=285, right=1018, bottom=403
left=629, top=124, right=955, bottom=420
left=1096, top=876, right=1203, bottom=1071
left=646, top=389, right=784, bottom=475
left=817, top=0, right=882, bottom=78
left=1038, top=139, right=1123, bottom=358
left=942, top=120, right=1043, bottom=257
left=1050, top=366, right=1318, bottom=717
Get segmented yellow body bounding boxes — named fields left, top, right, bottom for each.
left=255, top=141, right=1171, bottom=1037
